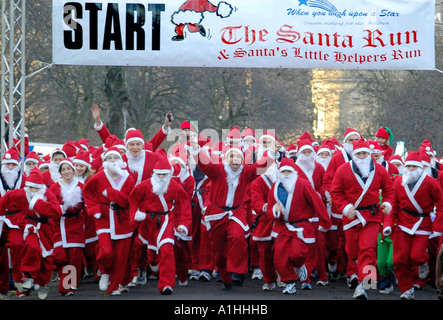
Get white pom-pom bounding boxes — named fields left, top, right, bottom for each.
left=5, top=153, right=11, bottom=160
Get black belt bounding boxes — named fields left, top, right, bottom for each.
left=402, top=208, right=430, bottom=218
left=62, top=212, right=80, bottom=218
left=356, top=204, right=378, bottom=216
left=288, top=218, right=310, bottom=229
left=213, top=204, right=241, bottom=212
left=194, top=188, right=206, bottom=195
left=4, top=210, right=19, bottom=216
left=101, top=202, right=123, bottom=222
left=146, top=210, right=170, bottom=228
left=26, top=215, right=49, bottom=224
left=251, top=215, right=261, bottom=232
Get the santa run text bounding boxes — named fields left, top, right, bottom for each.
left=217, top=25, right=421, bottom=64
left=174, top=304, right=268, bottom=317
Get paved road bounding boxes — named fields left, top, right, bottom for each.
left=5, top=272, right=440, bottom=301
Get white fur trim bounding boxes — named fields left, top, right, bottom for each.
left=2, top=159, right=19, bottom=166
left=342, top=203, right=354, bottom=217
left=381, top=201, right=392, bottom=214
left=94, top=213, right=101, bottom=219
left=94, top=120, right=104, bottom=131
left=25, top=181, right=46, bottom=189
left=382, top=226, right=392, bottom=236
left=297, top=145, right=315, bottom=154
left=104, top=150, right=123, bottom=161
left=29, top=195, right=44, bottom=211
left=389, top=159, right=403, bottom=165
left=125, top=137, right=145, bottom=146
left=162, top=124, right=171, bottom=135
left=177, top=225, right=188, bottom=236
left=134, top=210, right=146, bottom=222
left=260, top=134, right=275, bottom=142
left=225, top=148, right=244, bottom=160
left=343, top=131, right=360, bottom=143
left=73, top=159, right=91, bottom=168
left=169, top=156, right=187, bottom=169
left=317, top=147, right=331, bottom=155
left=217, top=1, right=233, bottom=18
left=404, top=160, right=423, bottom=168
left=171, top=10, right=204, bottom=26
left=272, top=204, right=281, bottom=219
left=352, top=147, right=371, bottom=156
left=25, top=158, right=39, bottom=164
left=279, top=165, right=295, bottom=172
left=153, top=169, right=172, bottom=174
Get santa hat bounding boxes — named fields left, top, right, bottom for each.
left=169, top=153, right=188, bottom=169
left=180, top=120, right=197, bottom=132
left=419, top=140, right=435, bottom=157
left=25, top=167, right=46, bottom=189
left=242, top=128, right=256, bottom=143
left=260, top=131, right=276, bottom=143
left=73, top=150, right=92, bottom=168
left=224, top=146, right=244, bottom=160
left=343, top=128, right=361, bottom=143
left=279, top=157, right=296, bottom=172
left=420, top=152, right=431, bottom=167
left=62, top=140, right=80, bottom=158
left=103, top=147, right=124, bottom=163
left=297, top=131, right=317, bottom=146
left=59, top=158, right=76, bottom=172
left=51, top=148, right=67, bottom=160
left=125, top=129, right=145, bottom=147
left=172, top=162, right=182, bottom=177
left=153, top=156, right=172, bottom=175
left=78, top=138, right=90, bottom=151
left=330, top=137, right=340, bottom=149
left=227, top=126, right=242, bottom=143
left=286, top=144, right=297, bottom=157
left=404, top=151, right=423, bottom=168
left=352, top=138, right=371, bottom=156
left=389, top=155, right=404, bottom=166
left=376, top=127, right=394, bottom=145
left=38, top=160, right=50, bottom=170
left=2, top=148, right=19, bottom=166
left=25, top=151, right=40, bottom=165
left=368, top=140, right=382, bottom=154
left=317, top=139, right=334, bottom=156
left=297, top=139, right=315, bottom=155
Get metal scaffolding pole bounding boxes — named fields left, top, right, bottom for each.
left=1, top=0, right=26, bottom=165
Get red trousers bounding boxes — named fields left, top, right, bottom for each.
left=393, top=231, right=429, bottom=292
left=344, top=222, right=380, bottom=282
left=210, top=216, right=249, bottom=284
left=256, top=240, right=276, bottom=284
left=273, top=234, right=309, bottom=283
left=20, top=233, right=53, bottom=286
left=198, top=221, right=215, bottom=271
left=97, top=233, right=131, bottom=294
left=53, top=246, right=83, bottom=294
left=156, top=243, right=176, bottom=293
left=191, top=199, right=202, bottom=270
left=174, top=240, right=192, bottom=283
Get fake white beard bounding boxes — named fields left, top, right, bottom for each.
left=430, top=157, right=438, bottom=168
left=1, top=165, right=20, bottom=189
left=103, top=160, right=125, bottom=177
left=60, top=179, right=83, bottom=211
left=126, top=150, right=145, bottom=175
left=352, top=155, right=372, bottom=178
left=24, top=186, right=47, bottom=204
left=423, top=166, right=433, bottom=177
left=296, top=153, right=316, bottom=172
left=375, top=155, right=385, bottom=165
left=343, top=143, right=354, bottom=156
left=277, top=171, right=297, bottom=194
left=49, top=161, right=61, bottom=182
left=401, top=167, right=423, bottom=186
left=151, top=173, right=171, bottom=195
left=24, top=165, right=33, bottom=176
left=224, top=163, right=243, bottom=186
left=264, top=162, right=278, bottom=184
left=316, top=157, right=331, bottom=170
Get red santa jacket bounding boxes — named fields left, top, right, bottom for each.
left=267, top=175, right=331, bottom=243
left=192, top=147, right=274, bottom=234
left=250, top=174, right=275, bottom=241
left=384, top=173, right=443, bottom=236
left=50, top=179, right=86, bottom=248
left=294, top=162, right=326, bottom=202
left=83, top=170, right=135, bottom=240
left=330, top=160, right=394, bottom=231
left=127, top=150, right=164, bottom=185
left=129, top=178, right=192, bottom=251
left=0, top=172, right=26, bottom=234
left=0, top=187, right=62, bottom=257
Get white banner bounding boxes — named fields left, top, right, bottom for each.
left=53, top=0, right=435, bottom=69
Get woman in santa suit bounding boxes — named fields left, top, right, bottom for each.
left=50, top=158, right=85, bottom=296
left=267, top=158, right=331, bottom=295
left=129, top=156, right=192, bottom=295
left=83, top=147, right=135, bottom=296
left=383, top=151, right=443, bottom=300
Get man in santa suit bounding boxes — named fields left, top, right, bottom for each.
left=368, top=140, right=399, bottom=179
left=171, top=0, right=233, bottom=41
left=0, top=167, right=62, bottom=299
left=330, top=138, right=395, bottom=299
left=129, top=156, right=192, bottom=294
left=0, top=148, right=27, bottom=297
left=83, top=147, right=135, bottom=295
left=420, top=139, right=440, bottom=171
left=293, top=139, right=327, bottom=289
left=187, top=136, right=275, bottom=290
left=389, top=155, right=405, bottom=180
left=375, top=127, right=394, bottom=161
left=23, top=151, right=40, bottom=177
left=42, top=148, right=67, bottom=187
left=383, top=151, right=443, bottom=300
left=323, top=128, right=361, bottom=284
left=267, top=158, right=331, bottom=294
left=250, top=162, right=279, bottom=291
left=316, top=139, right=334, bottom=171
